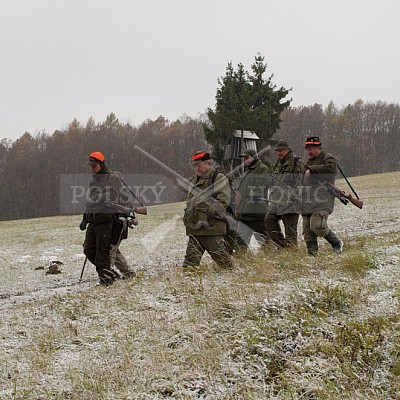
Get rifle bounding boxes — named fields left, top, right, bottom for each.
left=107, top=203, right=142, bottom=228
left=133, top=144, right=275, bottom=244
left=120, top=177, right=148, bottom=215
left=109, top=202, right=147, bottom=216
left=337, top=163, right=360, bottom=200
left=324, top=181, right=363, bottom=209
left=305, top=161, right=364, bottom=210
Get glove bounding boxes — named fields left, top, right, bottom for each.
left=79, top=220, right=88, bottom=231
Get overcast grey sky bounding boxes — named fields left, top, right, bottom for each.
left=1, top=0, right=399, bottom=140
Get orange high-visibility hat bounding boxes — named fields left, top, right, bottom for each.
left=87, top=151, right=105, bottom=165
left=89, top=151, right=105, bottom=162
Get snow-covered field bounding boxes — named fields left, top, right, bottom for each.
left=0, top=171, right=399, bottom=399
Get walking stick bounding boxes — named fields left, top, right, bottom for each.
left=79, top=256, right=88, bottom=283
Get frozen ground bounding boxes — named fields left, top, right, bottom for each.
left=0, top=171, right=399, bottom=398
left=0, top=171, right=399, bottom=309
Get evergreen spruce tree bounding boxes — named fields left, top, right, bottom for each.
left=204, top=54, right=291, bottom=159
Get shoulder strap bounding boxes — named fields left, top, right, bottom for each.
left=208, top=169, right=219, bottom=186
left=292, top=155, right=302, bottom=169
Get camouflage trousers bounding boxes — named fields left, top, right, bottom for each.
left=302, top=211, right=341, bottom=255
left=110, top=243, right=130, bottom=275
left=183, top=235, right=233, bottom=269
left=302, top=211, right=330, bottom=242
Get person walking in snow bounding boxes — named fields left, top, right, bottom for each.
left=79, top=151, right=135, bottom=286
left=302, top=137, right=343, bottom=256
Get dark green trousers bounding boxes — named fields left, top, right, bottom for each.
left=183, top=235, right=233, bottom=269
left=266, top=213, right=299, bottom=248
left=84, top=221, right=116, bottom=283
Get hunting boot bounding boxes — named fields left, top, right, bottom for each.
left=324, top=230, right=343, bottom=254
left=121, top=269, right=137, bottom=279
left=306, top=240, right=318, bottom=256
left=98, top=268, right=119, bottom=287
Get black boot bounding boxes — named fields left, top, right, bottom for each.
left=324, top=230, right=343, bottom=254
left=98, top=268, right=118, bottom=286
left=306, top=241, right=318, bottom=256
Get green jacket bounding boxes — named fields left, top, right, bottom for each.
left=302, top=150, right=337, bottom=215
left=84, top=169, right=127, bottom=224
left=268, top=152, right=305, bottom=215
left=236, top=160, right=271, bottom=221
left=183, top=169, right=231, bottom=236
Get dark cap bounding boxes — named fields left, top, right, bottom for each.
left=239, top=148, right=257, bottom=157
left=192, top=151, right=211, bottom=164
left=305, top=136, right=322, bottom=148
left=275, top=139, right=291, bottom=151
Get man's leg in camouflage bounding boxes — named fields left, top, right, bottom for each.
left=109, top=241, right=120, bottom=271
left=266, top=213, right=287, bottom=247
left=114, top=248, right=128, bottom=271
left=282, top=213, right=299, bottom=247
left=309, top=211, right=330, bottom=238
left=114, top=248, right=136, bottom=278
left=324, top=229, right=343, bottom=254
left=183, top=235, right=205, bottom=267
left=199, top=235, right=233, bottom=269
left=302, top=214, right=318, bottom=256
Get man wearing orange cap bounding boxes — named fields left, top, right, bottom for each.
left=302, top=137, right=343, bottom=255
left=80, top=151, right=136, bottom=286
left=182, top=151, right=233, bottom=270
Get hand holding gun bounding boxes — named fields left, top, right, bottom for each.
left=324, top=182, right=363, bottom=209
left=305, top=165, right=363, bottom=209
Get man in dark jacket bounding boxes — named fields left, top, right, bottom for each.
left=234, top=148, right=271, bottom=252
left=266, top=139, right=305, bottom=248
left=182, top=151, right=233, bottom=269
left=80, top=151, right=135, bottom=286
left=302, top=137, right=343, bottom=256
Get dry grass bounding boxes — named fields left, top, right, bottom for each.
left=0, top=171, right=400, bottom=399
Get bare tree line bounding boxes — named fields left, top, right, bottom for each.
left=275, top=100, right=400, bottom=176
left=0, top=100, right=399, bottom=221
left=0, top=114, right=209, bottom=220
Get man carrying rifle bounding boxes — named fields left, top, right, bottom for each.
left=182, top=151, right=233, bottom=270
left=302, top=137, right=343, bottom=256
left=79, top=151, right=136, bottom=286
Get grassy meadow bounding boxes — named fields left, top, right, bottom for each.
left=0, top=171, right=399, bottom=399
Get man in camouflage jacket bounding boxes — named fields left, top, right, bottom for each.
left=302, top=136, right=343, bottom=256
left=182, top=151, right=233, bottom=269
left=266, top=139, right=305, bottom=248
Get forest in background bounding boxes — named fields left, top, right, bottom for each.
left=0, top=99, right=399, bottom=221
